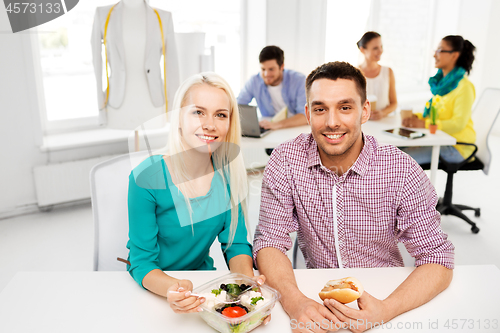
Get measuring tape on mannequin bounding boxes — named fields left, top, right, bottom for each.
left=102, top=4, right=167, bottom=113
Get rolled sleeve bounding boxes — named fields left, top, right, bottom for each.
left=396, top=161, right=455, bottom=269
left=219, top=204, right=252, bottom=265
left=253, top=148, right=299, bottom=267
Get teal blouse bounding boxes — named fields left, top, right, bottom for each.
left=126, top=155, right=252, bottom=287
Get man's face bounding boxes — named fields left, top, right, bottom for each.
left=260, top=59, right=284, bottom=86
left=305, top=78, right=370, bottom=166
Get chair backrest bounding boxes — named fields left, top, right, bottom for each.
left=90, top=153, right=147, bottom=271
left=471, top=88, right=500, bottom=175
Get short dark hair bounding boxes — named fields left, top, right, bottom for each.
left=259, top=46, right=284, bottom=67
left=357, top=31, right=381, bottom=49
left=442, top=35, right=476, bottom=75
left=306, top=62, right=367, bottom=104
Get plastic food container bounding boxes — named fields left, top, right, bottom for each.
left=193, top=273, right=280, bottom=333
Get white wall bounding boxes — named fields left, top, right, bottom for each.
left=436, top=0, right=500, bottom=134
left=431, top=0, right=500, bottom=100
left=457, top=0, right=500, bottom=97
left=266, top=0, right=326, bottom=76
left=480, top=0, right=500, bottom=93
left=241, top=0, right=326, bottom=79
left=325, top=0, right=372, bottom=66
left=0, top=9, right=46, bottom=216
left=456, top=0, right=489, bottom=97
left=240, top=0, right=266, bottom=88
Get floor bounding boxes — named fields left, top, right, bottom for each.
left=1, top=135, right=499, bottom=293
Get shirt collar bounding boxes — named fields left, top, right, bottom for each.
left=350, top=133, right=373, bottom=177
left=306, top=135, right=322, bottom=168
left=306, top=133, right=374, bottom=177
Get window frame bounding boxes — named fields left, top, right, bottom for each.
left=31, top=27, right=101, bottom=136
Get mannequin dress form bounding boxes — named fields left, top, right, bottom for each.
left=106, top=0, right=162, bottom=129
left=91, top=0, right=179, bottom=131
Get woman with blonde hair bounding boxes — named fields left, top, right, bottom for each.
left=126, top=72, right=265, bottom=314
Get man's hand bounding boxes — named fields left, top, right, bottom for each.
left=323, top=291, right=389, bottom=333
left=402, top=115, right=426, bottom=128
left=287, top=296, right=344, bottom=333
left=259, top=119, right=281, bottom=130
left=323, top=265, right=453, bottom=332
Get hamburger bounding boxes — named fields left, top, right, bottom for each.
left=318, top=277, right=364, bottom=304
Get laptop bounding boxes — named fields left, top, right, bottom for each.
left=239, top=104, right=271, bottom=138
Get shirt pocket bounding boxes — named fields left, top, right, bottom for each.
left=343, top=181, right=396, bottom=241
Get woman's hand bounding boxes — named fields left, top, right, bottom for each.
left=250, top=274, right=265, bottom=286
left=250, top=274, right=272, bottom=325
left=166, top=279, right=205, bottom=314
left=228, top=255, right=271, bottom=325
left=369, top=109, right=384, bottom=120
left=402, top=115, right=426, bottom=128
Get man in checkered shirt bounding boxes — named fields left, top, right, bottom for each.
left=253, top=61, right=454, bottom=332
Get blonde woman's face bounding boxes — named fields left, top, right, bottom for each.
left=361, top=37, right=383, bottom=62
left=180, top=84, right=231, bottom=153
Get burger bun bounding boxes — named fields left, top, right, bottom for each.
left=318, top=277, right=363, bottom=304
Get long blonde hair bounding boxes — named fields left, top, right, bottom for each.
left=167, top=72, right=248, bottom=249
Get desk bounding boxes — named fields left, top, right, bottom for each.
left=242, top=114, right=456, bottom=185
left=0, top=265, right=498, bottom=332
left=363, top=114, right=456, bottom=185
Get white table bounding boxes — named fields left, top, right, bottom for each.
left=0, top=265, right=498, bottom=332
left=363, top=114, right=456, bottom=185
left=242, top=113, right=456, bottom=185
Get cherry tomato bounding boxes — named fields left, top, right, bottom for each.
left=221, top=306, right=247, bottom=318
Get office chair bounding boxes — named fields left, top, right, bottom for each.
left=90, top=154, right=138, bottom=271
left=420, top=88, right=500, bottom=234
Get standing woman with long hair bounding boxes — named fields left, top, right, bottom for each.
left=357, top=31, right=398, bottom=120
left=403, top=36, right=476, bottom=164
left=126, top=72, right=265, bottom=314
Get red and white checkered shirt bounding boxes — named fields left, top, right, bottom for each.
left=253, top=133, right=454, bottom=269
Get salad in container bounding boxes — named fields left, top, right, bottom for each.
left=193, top=273, right=280, bottom=333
